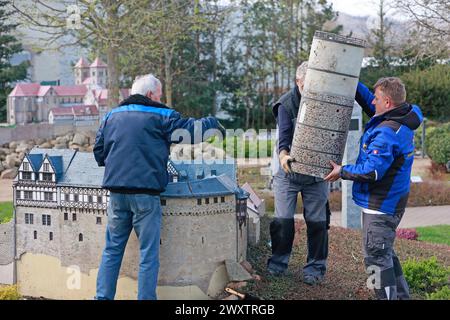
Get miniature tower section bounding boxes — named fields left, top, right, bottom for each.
left=89, top=57, right=108, bottom=88
left=73, top=57, right=90, bottom=85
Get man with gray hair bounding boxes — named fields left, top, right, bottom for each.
left=268, top=62, right=331, bottom=285
left=94, top=73, right=225, bottom=300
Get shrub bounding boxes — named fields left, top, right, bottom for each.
left=408, top=182, right=450, bottom=206
left=426, top=285, right=450, bottom=300
left=426, top=123, right=450, bottom=165
left=403, top=257, right=450, bottom=294
left=396, top=228, right=419, bottom=240
left=0, top=285, right=21, bottom=300
left=401, top=64, right=450, bottom=121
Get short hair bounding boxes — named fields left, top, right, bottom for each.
left=296, top=61, right=308, bottom=81
left=374, top=77, right=406, bottom=106
left=131, top=74, right=161, bottom=96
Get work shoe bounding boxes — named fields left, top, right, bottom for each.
left=302, top=274, right=324, bottom=286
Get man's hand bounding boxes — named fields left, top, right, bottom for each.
left=324, top=160, right=342, bottom=182
left=279, top=150, right=294, bottom=174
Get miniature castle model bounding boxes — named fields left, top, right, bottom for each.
left=0, top=147, right=250, bottom=299
left=7, top=57, right=130, bottom=125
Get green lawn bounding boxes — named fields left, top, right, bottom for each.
left=0, top=202, right=13, bottom=224
left=416, top=225, right=450, bottom=246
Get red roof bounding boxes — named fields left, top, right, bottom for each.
left=50, top=105, right=98, bottom=117
left=73, top=104, right=98, bottom=116
left=74, top=57, right=90, bottom=68
left=37, top=86, right=52, bottom=96
left=49, top=107, right=74, bottom=116
left=96, top=88, right=130, bottom=103
left=53, top=85, right=87, bottom=96
left=9, top=83, right=41, bottom=96
left=10, top=83, right=88, bottom=97
left=90, top=57, right=107, bottom=68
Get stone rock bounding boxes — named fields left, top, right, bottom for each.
left=225, top=260, right=253, bottom=282
left=56, top=136, right=68, bottom=145
left=49, top=140, right=57, bottom=146
left=0, top=162, right=4, bottom=173
left=84, top=131, right=97, bottom=145
left=8, top=141, right=18, bottom=150
left=85, top=145, right=94, bottom=153
left=39, top=142, right=52, bottom=148
left=15, top=143, right=30, bottom=154
left=240, top=261, right=254, bottom=274
left=1, top=168, right=18, bottom=179
left=0, top=148, right=11, bottom=156
left=35, top=138, right=46, bottom=145
left=72, top=133, right=87, bottom=146
left=54, top=144, right=67, bottom=150
left=5, top=154, right=17, bottom=169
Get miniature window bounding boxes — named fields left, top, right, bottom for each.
left=44, top=192, right=53, bottom=201
left=79, top=233, right=83, bottom=242
left=97, top=196, right=103, bottom=203
left=43, top=163, right=50, bottom=172
left=25, top=213, right=34, bottom=224
left=33, top=231, right=37, bottom=239
left=221, top=197, right=225, bottom=203
left=49, top=232, right=53, bottom=241
left=88, top=195, right=93, bottom=203
left=42, top=214, right=51, bottom=226
left=72, top=213, right=77, bottom=221
left=197, top=199, right=202, bottom=205
left=23, top=162, right=30, bottom=171
left=161, top=199, right=166, bottom=206
left=205, top=198, right=210, bottom=204
left=65, top=194, right=70, bottom=202
left=96, top=217, right=102, bottom=225
left=74, top=194, right=79, bottom=202
left=64, top=212, right=68, bottom=221
left=22, top=172, right=32, bottom=180
left=211, top=170, right=217, bottom=176
left=24, top=191, right=33, bottom=200
left=214, top=197, right=218, bottom=204
left=43, top=173, right=52, bottom=181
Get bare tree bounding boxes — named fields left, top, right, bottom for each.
left=395, top=0, right=450, bottom=61
left=12, top=0, right=134, bottom=108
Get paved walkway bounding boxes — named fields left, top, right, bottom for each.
left=295, top=205, right=450, bottom=228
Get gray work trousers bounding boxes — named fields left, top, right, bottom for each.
left=267, top=168, right=329, bottom=277
left=363, top=211, right=410, bottom=300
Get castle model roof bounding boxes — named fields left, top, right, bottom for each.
left=24, top=147, right=244, bottom=199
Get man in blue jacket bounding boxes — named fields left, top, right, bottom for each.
left=94, top=74, right=225, bottom=300
left=325, top=77, right=423, bottom=300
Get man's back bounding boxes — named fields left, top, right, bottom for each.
left=94, top=94, right=221, bottom=193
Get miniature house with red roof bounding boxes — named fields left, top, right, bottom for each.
left=7, top=57, right=130, bottom=125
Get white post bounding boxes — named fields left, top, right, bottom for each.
left=341, top=103, right=363, bottom=229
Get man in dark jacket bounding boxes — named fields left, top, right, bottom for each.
left=267, top=62, right=330, bottom=285
left=94, top=74, right=224, bottom=300
left=325, top=77, right=423, bottom=299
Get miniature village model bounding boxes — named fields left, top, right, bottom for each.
left=0, top=147, right=265, bottom=299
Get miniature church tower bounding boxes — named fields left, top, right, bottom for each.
left=73, top=57, right=90, bottom=85
left=89, top=57, right=108, bottom=88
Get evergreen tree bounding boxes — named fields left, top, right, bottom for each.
left=0, top=0, right=27, bottom=123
